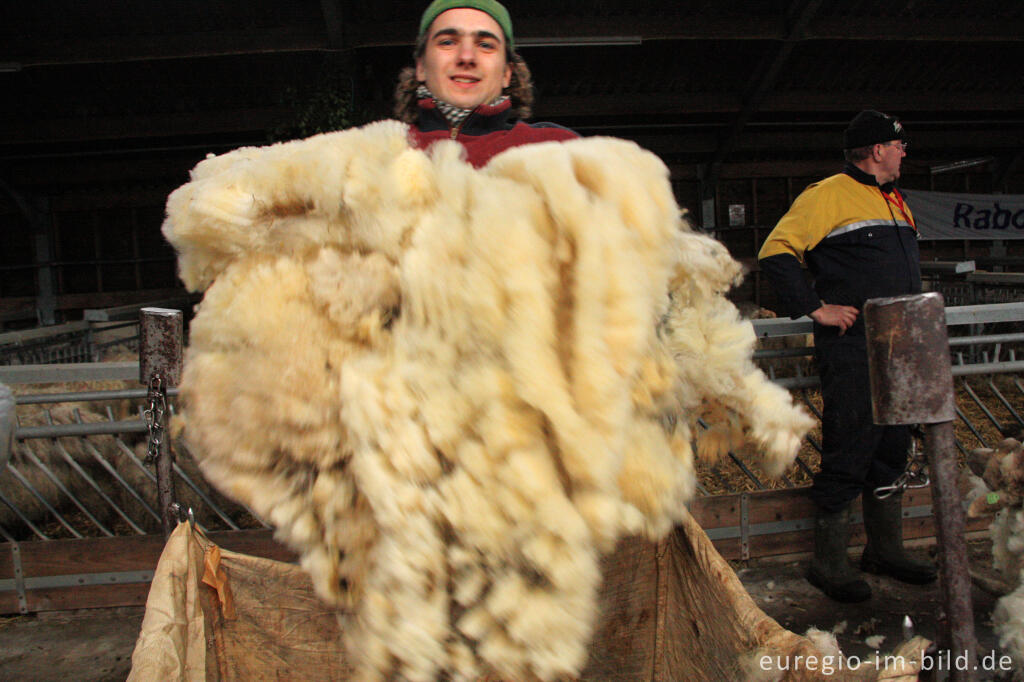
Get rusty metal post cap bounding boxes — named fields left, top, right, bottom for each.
left=863, top=292, right=955, bottom=425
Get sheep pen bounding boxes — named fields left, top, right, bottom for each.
left=119, top=121, right=946, bottom=680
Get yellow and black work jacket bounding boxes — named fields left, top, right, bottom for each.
left=757, top=163, right=921, bottom=340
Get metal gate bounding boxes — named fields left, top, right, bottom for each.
left=1, top=302, right=1022, bottom=613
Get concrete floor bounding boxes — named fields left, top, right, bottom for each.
left=0, top=606, right=144, bottom=681
left=739, top=546, right=1014, bottom=679
left=0, top=542, right=1015, bottom=681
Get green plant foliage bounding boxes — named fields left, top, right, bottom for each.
left=269, top=69, right=366, bottom=142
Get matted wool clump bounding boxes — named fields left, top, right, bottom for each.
left=163, top=120, right=814, bottom=681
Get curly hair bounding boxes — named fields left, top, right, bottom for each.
left=393, top=34, right=535, bottom=124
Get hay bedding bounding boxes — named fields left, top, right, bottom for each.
left=163, top=120, right=814, bottom=681
left=710, top=370, right=1024, bottom=495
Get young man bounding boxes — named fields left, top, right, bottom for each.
left=394, top=0, right=577, bottom=168
left=758, top=110, right=937, bottom=602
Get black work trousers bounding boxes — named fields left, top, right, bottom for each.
left=808, top=336, right=910, bottom=512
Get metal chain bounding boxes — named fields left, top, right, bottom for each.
left=874, top=432, right=930, bottom=499
left=168, top=502, right=195, bottom=529
left=143, top=373, right=166, bottom=465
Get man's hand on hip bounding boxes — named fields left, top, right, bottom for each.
left=810, top=304, right=859, bottom=334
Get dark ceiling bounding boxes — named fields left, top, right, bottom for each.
left=3, top=0, right=1024, bottom=193
left=2, top=0, right=1024, bottom=327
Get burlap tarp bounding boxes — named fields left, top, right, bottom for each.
left=129, top=513, right=926, bottom=681
left=127, top=523, right=351, bottom=681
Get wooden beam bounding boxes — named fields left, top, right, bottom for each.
left=667, top=160, right=844, bottom=180
left=761, top=90, right=1024, bottom=112
left=0, top=288, right=188, bottom=324
left=5, top=156, right=202, bottom=187
left=0, top=529, right=295, bottom=614
left=7, top=26, right=331, bottom=68
left=47, top=188, right=181, bottom=212
left=600, top=128, right=1024, bottom=159
left=994, top=149, right=1024, bottom=192
left=13, top=87, right=1017, bottom=148
left=688, top=485, right=990, bottom=562
left=806, top=17, right=1024, bottom=43
left=0, top=486, right=991, bottom=614
left=533, top=89, right=1024, bottom=117
left=3, top=104, right=1020, bottom=165
left=0, top=107, right=288, bottom=145
left=702, top=0, right=825, bottom=197
left=3, top=17, right=784, bottom=65
left=319, top=0, right=345, bottom=50
left=8, top=14, right=1022, bottom=67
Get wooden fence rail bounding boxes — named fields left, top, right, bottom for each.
left=0, top=485, right=991, bottom=615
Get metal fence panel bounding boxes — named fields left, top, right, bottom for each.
left=2, top=303, right=1024, bottom=537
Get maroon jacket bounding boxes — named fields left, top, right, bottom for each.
left=408, top=98, right=577, bottom=168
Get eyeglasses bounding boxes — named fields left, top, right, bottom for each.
left=881, top=141, right=908, bottom=151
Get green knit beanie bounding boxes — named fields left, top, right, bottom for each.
left=418, top=0, right=514, bottom=51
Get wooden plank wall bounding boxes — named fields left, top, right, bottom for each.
left=0, top=529, right=296, bottom=614
left=0, top=487, right=993, bottom=615
left=689, top=486, right=991, bottom=561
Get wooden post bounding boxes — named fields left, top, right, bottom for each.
left=864, top=292, right=977, bottom=681
left=139, top=308, right=183, bottom=539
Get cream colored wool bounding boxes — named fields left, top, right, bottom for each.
left=963, top=439, right=1024, bottom=674
left=164, top=120, right=814, bottom=681
left=743, top=627, right=843, bottom=681
left=992, top=503, right=1024, bottom=676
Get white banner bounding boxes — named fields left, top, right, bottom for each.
left=903, top=189, right=1024, bottom=240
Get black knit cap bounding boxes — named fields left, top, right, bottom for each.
left=843, top=110, right=906, bottom=149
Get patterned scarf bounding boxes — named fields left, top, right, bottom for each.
left=417, top=85, right=509, bottom=130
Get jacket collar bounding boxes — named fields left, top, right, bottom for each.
left=416, top=98, right=515, bottom=136
left=843, top=161, right=897, bottom=193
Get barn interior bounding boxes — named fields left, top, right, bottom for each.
left=3, top=0, right=1024, bottom=328
left=2, top=2, right=1024, bottom=680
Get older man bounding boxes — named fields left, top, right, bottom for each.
left=758, top=110, right=937, bottom=603
left=394, top=0, right=577, bottom=167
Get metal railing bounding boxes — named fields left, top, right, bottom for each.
left=1, top=396, right=259, bottom=542
left=1, top=312, right=264, bottom=542
left=0, top=320, right=140, bottom=366
left=1, top=302, right=1023, bottom=540
left=703, top=301, right=1024, bottom=493
left=0, top=296, right=199, bottom=367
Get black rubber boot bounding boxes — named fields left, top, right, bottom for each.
left=860, top=492, right=938, bottom=585
left=807, top=505, right=872, bottom=603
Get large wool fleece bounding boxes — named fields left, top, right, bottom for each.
left=163, top=120, right=814, bottom=681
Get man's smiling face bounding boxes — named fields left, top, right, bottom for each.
left=415, top=8, right=512, bottom=111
